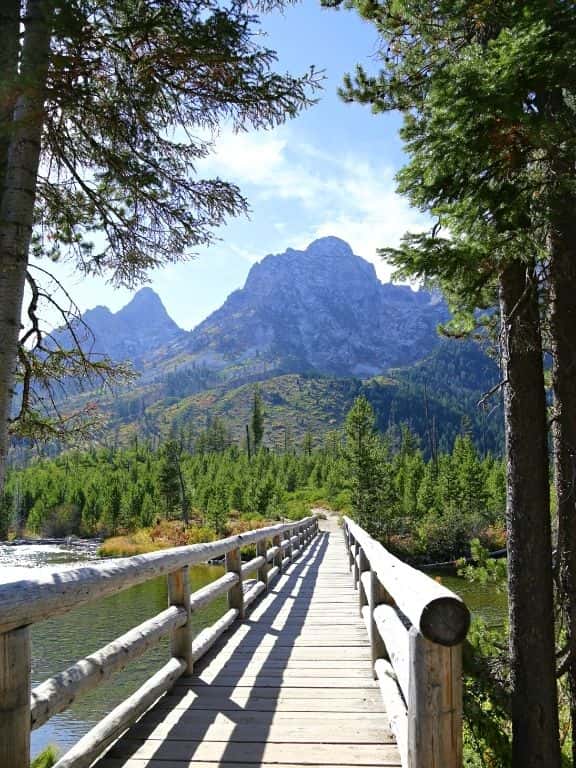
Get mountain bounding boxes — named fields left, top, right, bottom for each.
left=183, top=236, right=448, bottom=379
left=39, top=236, right=503, bottom=455
left=55, top=287, right=186, bottom=371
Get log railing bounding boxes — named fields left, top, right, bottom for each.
left=343, top=516, right=470, bottom=768
left=0, top=515, right=319, bottom=768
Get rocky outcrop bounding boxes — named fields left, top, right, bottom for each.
left=56, top=287, right=186, bottom=370
left=185, top=236, right=447, bottom=377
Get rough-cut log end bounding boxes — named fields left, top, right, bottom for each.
left=420, top=596, right=470, bottom=646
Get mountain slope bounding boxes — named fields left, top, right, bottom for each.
left=104, top=372, right=502, bottom=456
left=182, top=236, right=448, bottom=378
left=54, top=287, right=187, bottom=371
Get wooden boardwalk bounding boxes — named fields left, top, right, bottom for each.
left=97, top=517, right=401, bottom=768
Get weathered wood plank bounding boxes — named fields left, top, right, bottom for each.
left=106, top=739, right=402, bottom=765
left=100, top=760, right=399, bottom=768
left=126, top=719, right=396, bottom=743
left=0, top=627, right=30, bottom=768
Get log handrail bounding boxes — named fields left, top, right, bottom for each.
left=0, top=514, right=320, bottom=768
left=343, top=516, right=469, bottom=768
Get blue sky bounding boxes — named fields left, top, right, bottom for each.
left=42, top=1, right=428, bottom=331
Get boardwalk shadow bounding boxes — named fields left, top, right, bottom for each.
left=103, top=528, right=331, bottom=766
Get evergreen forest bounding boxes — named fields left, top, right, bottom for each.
left=1, top=398, right=505, bottom=565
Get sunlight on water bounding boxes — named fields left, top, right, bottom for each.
left=0, top=541, right=101, bottom=580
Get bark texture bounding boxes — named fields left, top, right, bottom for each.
left=0, top=0, right=52, bottom=494
left=549, top=215, right=576, bottom=766
left=499, top=259, right=560, bottom=768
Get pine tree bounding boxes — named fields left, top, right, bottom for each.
left=326, top=2, right=563, bottom=761
left=0, top=490, right=13, bottom=540
left=0, top=0, right=319, bottom=492
left=251, top=389, right=265, bottom=451
left=345, top=396, right=382, bottom=537
left=158, top=441, right=185, bottom=521
left=206, top=482, right=229, bottom=536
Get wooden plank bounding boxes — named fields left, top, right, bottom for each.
left=164, top=687, right=384, bottom=701
left=142, top=711, right=390, bottom=724
left=107, top=739, right=402, bottom=765
left=182, top=677, right=378, bottom=688
left=101, top=761, right=400, bottom=768
left=199, top=665, right=373, bottom=678
left=126, top=719, right=396, bottom=744
left=155, top=694, right=385, bottom=712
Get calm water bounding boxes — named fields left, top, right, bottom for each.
left=0, top=542, right=225, bottom=759
left=433, top=571, right=508, bottom=629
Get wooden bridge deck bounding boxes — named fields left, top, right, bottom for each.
left=97, top=518, right=401, bottom=768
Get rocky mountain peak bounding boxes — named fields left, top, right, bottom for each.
left=305, top=236, right=354, bottom=259
left=116, top=287, right=180, bottom=333
left=186, top=237, right=448, bottom=378
left=53, top=287, right=185, bottom=370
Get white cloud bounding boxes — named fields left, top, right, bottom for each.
left=202, top=127, right=430, bottom=281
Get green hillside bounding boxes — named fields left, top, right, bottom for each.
left=98, top=368, right=502, bottom=456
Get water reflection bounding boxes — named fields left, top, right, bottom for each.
left=1, top=543, right=225, bottom=758
left=433, top=571, right=508, bottom=628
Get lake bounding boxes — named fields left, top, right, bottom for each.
left=0, top=541, right=225, bottom=759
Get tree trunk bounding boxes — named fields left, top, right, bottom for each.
left=549, top=216, right=576, bottom=766
left=499, top=259, right=560, bottom=768
left=0, top=0, right=52, bottom=495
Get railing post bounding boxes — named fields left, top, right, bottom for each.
left=168, top=566, right=193, bottom=675
left=347, top=529, right=355, bottom=572
left=0, top=627, right=31, bottom=768
left=284, top=527, right=292, bottom=564
left=367, top=571, right=388, bottom=678
left=353, top=539, right=360, bottom=588
left=407, top=627, right=463, bottom=768
left=357, top=546, right=369, bottom=616
left=273, top=533, right=282, bottom=571
left=257, top=539, right=269, bottom=590
left=226, top=547, right=245, bottom=619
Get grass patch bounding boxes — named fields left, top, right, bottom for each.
left=31, top=745, right=59, bottom=768
left=99, top=521, right=217, bottom=557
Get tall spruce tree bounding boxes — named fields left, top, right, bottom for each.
left=251, top=388, right=265, bottom=451
left=345, top=396, right=382, bottom=536
left=324, top=2, right=570, bottom=763
left=0, top=0, right=318, bottom=494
